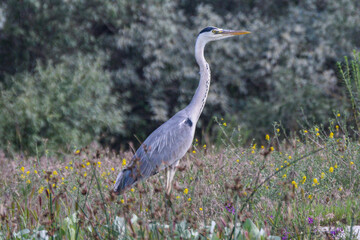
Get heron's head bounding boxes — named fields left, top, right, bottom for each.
left=198, top=26, right=250, bottom=42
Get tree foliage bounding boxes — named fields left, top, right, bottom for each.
left=0, top=0, right=359, bottom=152
left=0, top=55, right=123, bottom=154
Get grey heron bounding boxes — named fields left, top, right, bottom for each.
left=114, top=26, right=250, bottom=195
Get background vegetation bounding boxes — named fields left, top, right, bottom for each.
left=1, top=0, right=360, bottom=153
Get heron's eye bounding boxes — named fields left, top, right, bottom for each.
left=212, top=29, right=217, bottom=34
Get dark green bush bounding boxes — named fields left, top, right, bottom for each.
left=0, top=55, right=124, bottom=154
left=1, top=0, right=359, bottom=149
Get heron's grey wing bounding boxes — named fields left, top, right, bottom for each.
left=129, top=110, right=194, bottom=181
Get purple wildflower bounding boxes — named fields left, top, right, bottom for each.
left=282, top=229, right=289, bottom=240
left=225, top=204, right=236, bottom=215
left=330, top=227, right=343, bottom=236
left=307, top=217, right=314, bottom=224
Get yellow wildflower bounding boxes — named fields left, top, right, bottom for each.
left=69, top=161, right=73, bottom=165
left=329, top=167, right=334, bottom=173
left=188, top=198, right=192, bottom=202
left=97, top=161, right=102, bottom=167
left=316, top=132, right=320, bottom=136
left=65, top=166, right=68, bottom=170
left=38, top=187, right=44, bottom=194
left=223, top=122, right=227, bottom=127
left=288, top=156, right=292, bottom=160
left=203, top=144, right=207, bottom=149
left=313, top=178, right=318, bottom=184
left=131, top=188, right=135, bottom=192
left=301, top=176, right=306, bottom=184
left=265, top=134, right=270, bottom=141
left=336, top=125, right=339, bottom=130
left=291, top=181, right=298, bottom=188
left=111, top=167, right=115, bottom=171
left=26, top=171, right=30, bottom=175
left=261, top=145, right=264, bottom=149
left=53, top=170, right=58, bottom=176
left=26, top=179, right=31, bottom=184
left=252, top=144, right=257, bottom=149
left=236, top=159, right=240, bottom=163
left=321, top=172, right=325, bottom=179
left=176, top=196, right=180, bottom=199
left=339, top=187, right=342, bottom=191
left=121, top=199, right=124, bottom=203
left=184, top=188, right=188, bottom=194
left=350, top=161, right=354, bottom=165
left=315, top=128, right=319, bottom=132
left=282, top=174, right=287, bottom=178
left=277, top=128, right=280, bottom=132
left=84, top=172, right=87, bottom=177
left=276, top=168, right=279, bottom=171
left=334, top=163, right=338, bottom=168
left=251, top=150, right=255, bottom=154
left=75, top=149, right=80, bottom=154
left=34, top=170, right=38, bottom=174
left=308, top=195, right=313, bottom=200
left=199, top=208, right=203, bottom=211
left=270, top=146, right=274, bottom=151
left=21, top=167, right=25, bottom=173
left=337, top=113, right=340, bottom=117
left=73, top=187, right=77, bottom=190
left=20, top=174, right=25, bottom=179
left=304, top=130, right=308, bottom=133
left=329, top=132, right=334, bottom=139
left=86, top=162, right=90, bottom=166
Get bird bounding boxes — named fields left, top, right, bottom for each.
left=114, top=26, right=250, bottom=195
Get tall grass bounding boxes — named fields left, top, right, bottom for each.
left=338, top=50, right=360, bottom=131
left=0, top=115, right=359, bottom=239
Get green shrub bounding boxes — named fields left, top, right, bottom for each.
left=1, top=0, right=359, bottom=146
left=0, top=55, right=124, bottom=154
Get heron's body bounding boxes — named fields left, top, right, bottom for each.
left=114, top=26, right=250, bottom=194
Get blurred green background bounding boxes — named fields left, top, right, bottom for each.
left=0, top=0, right=359, bottom=154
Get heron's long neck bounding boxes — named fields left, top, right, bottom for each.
left=186, top=38, right=210, bottom=123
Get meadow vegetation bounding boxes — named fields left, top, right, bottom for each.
left=0, top=115, right=359, bottom=239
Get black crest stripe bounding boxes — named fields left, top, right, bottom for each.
left=199, top=26, right=216, bottom=35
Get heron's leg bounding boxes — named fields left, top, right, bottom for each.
left=166, top=161, right=179, bottom=195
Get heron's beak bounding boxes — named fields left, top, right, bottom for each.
left=217, top=29, right=251, bottom=35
